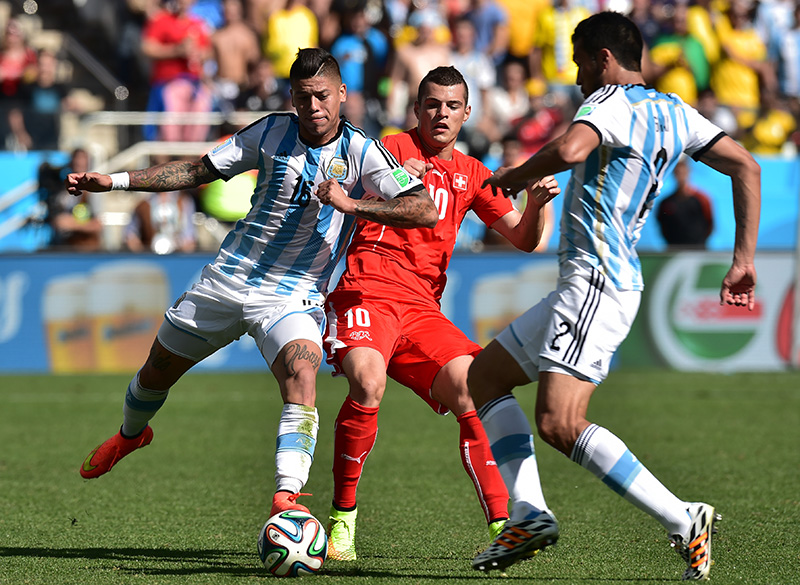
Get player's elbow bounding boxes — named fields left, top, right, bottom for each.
left=508, top=232, right=537, bottom=253
left=414, top=194, right=438, bottom=228
left=741, top=155, right=761, bottom=181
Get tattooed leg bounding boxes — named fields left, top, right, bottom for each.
left=272, top=339, right=322, bottom=407
left=271, top=339, right=321, bottom=494
left=117, top=339, right=195, bottom=437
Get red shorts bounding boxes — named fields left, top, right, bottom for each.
left=324, top=289, right=482, bottom=414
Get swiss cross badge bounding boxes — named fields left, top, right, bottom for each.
left=453, top=173, right=468, bottom=191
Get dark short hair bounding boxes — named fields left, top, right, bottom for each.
left=572, top=11, right=643, bottom=72
left=289, top=48, right=342, bottom=84
left=417, top=66, right=469, bottom=106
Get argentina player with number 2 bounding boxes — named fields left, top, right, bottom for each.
left=469, top=12, right=760, bottom=580
left=65, top=48, right=437, bottom=525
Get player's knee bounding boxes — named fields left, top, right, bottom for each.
left=536, top=413, right=578, bottom=456
left=288, top=363, right=317, bottom=388
left=348, top=376, right=385, bottom=407
left=282, top=365, right=318, bottom=406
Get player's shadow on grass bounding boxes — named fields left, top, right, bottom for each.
left=1, top=548, right=674, bottom=581
left=324, top=557, right=673, bottom=581
left=0, top=547, right=265, bottom=577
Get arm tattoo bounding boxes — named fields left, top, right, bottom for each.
left=282, top=342, right=322, bottom=376
left=128, top=160, right=215, bottom=192
left=352, top=187, right=436, bottom=228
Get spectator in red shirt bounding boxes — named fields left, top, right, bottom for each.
left=141, top=0, right=214, bottom=142
left=0, top=18, right=37, bottom=101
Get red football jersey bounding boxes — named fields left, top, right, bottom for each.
left=335, top=128, right=514, bottom=303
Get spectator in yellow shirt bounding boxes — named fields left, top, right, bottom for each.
left=711, top=0, right=777, bottom=128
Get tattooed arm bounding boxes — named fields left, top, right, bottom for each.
left=65, top=159, right=217, bottom=196
left=315, top=179, right=437, bottom=228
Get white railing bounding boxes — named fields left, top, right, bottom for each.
left=1, top=109, right=273, bottom=249
left=78, top=110, right=268, bottom=139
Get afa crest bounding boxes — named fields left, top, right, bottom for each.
left=327, top=157, right=348, bottom=181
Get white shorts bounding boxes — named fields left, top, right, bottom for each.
left=497, top=260, right=640, bottom=385
left=158, top=265, right=325, bottom=367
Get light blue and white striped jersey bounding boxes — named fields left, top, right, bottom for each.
left=559, top=84, right=724, bottom=290
left=202, top=113, right=421, bottom=300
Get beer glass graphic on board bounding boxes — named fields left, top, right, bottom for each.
left=43, top=274, right=95, bottom=373
left=471, top=263, right=559, bottom=348
left=89, top=262, right=169, bottom=372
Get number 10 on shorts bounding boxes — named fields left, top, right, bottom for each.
left=345, top=308, right=371, bottom=328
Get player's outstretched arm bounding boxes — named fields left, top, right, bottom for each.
left=696, top=135, right=761, bottom=310
left=482, top=123, right=599, bottom=197
left=65, top=159, right=217, bottom=196
left=490, top=175, right=560, bottom=252
left=315, top=179, right=437, bottom=228
left=64, top=172, right=113, bottom=194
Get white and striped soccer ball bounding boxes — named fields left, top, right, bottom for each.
left=257, top=510, right=328, bottom=577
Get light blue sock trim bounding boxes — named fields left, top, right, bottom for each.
left=492, top=433, right=535, bottom=467
left=276, top=432, right=317, bottom=459
left=601, top=450, right=643, bottom=497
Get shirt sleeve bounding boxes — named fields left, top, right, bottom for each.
left=572, top=86, right=631, bottom=148
left=681, top=103, right=726, bottom=158
left=469, top=162, right=514, bottom=226
left=358, top=138, right=424, bottom=200
left=203, top=119, right=266, bottom=181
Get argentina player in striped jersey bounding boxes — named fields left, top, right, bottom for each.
left=469, top=12, right=760, bottom=580
left=66, top=49, right=436, bottom=525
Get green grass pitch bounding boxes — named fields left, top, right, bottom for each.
left=1, top=370, right=798, bottom=584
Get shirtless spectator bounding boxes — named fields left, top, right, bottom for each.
left=387, top=8, right=451, bottom=126
left=213, top=0, right=261, bottom=111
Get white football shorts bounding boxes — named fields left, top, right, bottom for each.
left=497, top=259, right=640, bottom=385
left=158, top=265, right=325, bottom=367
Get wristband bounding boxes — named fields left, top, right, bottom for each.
left=109, top=172, right=130, bottom=191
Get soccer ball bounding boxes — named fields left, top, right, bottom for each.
left=257, top=510, right=328, bottom=577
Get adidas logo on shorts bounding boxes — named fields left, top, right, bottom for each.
left=591, top=359, right=602, bottom=369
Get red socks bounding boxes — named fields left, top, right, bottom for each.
left=332, top=400, right=509, bottom=524
left=457, top=410, right=510, bottom=523
left=331, top=396, right=379, bottom=509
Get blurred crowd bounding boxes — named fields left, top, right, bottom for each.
left=2, top=0, right=796, bottom=252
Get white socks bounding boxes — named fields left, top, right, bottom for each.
left=274, top=403, right=319, bottom=494
left=572, top=424, right=690, bottom=536
left=478, top=395, right=549, bottom=518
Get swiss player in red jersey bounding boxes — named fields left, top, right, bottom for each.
left=323, top=66, right=559, bottom=560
